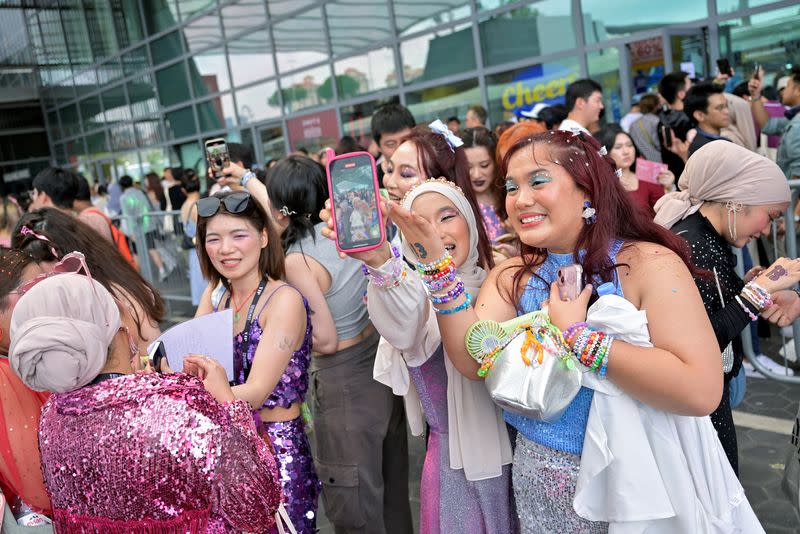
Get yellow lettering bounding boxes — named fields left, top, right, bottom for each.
left=545, top=79, right=562, bottom=99
left=502, top=71, right=581, bottom=108
left=533, top=83, right=546, bottom=101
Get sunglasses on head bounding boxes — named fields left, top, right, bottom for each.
left=13, top=251, right=90, bottom=296
left=197, top=192, right=252, bottom=218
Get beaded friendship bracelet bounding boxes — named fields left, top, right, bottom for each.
left=563, top=322, right=612, bottom=377
left=417, top=252, right=453, bottom=275
left=734, top=295, right=759, bottom=321
left=430, top=280, right=465, bottom=305
left=741, top=280, right=772, bottom=311
left=361, top=246, right=407, bottom=289
left=434, top=292, right=472, bottom=315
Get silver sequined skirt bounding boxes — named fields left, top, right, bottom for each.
left=513, top=434, right=608, bottom=534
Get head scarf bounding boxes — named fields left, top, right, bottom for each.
left=654, top=141, right=790, bottom=229
left=10, top=273, right=121, bottom=393
left=721, top=93, right=757, bottom=152
left=400, top=178, right=486, bottom=295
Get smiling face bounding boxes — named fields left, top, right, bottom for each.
left=410, top=192, right=470, bottom=267
left=504, top=143, right=587, bottom=253
left=726, top=203, right=788, bottom=248
left=610, top=132, right=636, bottom=172
left=204, top=214, right=267, bottom=281
left=383, top=140, right=425, bottom=202
left=464, top=145, right=496, bottom=196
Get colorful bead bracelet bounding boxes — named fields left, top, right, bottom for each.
left=417, top=252, right=453, bottom=275
left=430, top=280, right=465, bottom=305
left=741, top=281, right=772, bottom=311
left=433, top=292, right=472, bottom=315
left=362, top=246, right=407, bottom=289
left=563, top=322, right=613, bottom=376
left=735, top=295, right=759, bottom=321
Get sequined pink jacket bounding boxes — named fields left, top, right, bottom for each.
left=38, top=373, right=281, bottom=533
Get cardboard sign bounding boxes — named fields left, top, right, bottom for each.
left=635, top=158, right=668, bottom=184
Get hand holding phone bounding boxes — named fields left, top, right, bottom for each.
left=716, top=58, right=733, bottom=77
left=326, top=151, right=386, bottom=253
left=557, top=265, right=584, bottom=301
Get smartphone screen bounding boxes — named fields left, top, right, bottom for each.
left=328, top=153, right=384, bottom=252
left=205, top=138, right=229, bottom=179
left=716, top=58, right=732, bottom=77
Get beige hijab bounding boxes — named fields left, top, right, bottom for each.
left=10, top=274, right=120, bottom=393
left=721, top=93, right=757, bottom=152
left=654, top=141, right=790, bottom=229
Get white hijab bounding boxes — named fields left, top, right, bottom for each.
left=398, top=179, right=513, bottom=480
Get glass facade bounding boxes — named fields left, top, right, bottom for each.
left=0, top=0, right=796, bottom=184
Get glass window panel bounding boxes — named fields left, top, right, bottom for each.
left=485, top=57, right=580, bottom=126
left=128, top=74, right=159, bottom=118
left=80, top=96, right=103, bottom=132
left=179, top=0, right=216, bottom=21
left=582, top=0, right=707, bottom=44
left=36, top=9, right=70, bottom=66
left=327, top=1, right=392, bottom=56
left=73, top=69, right=99, bottom=99
left=281, top=64, right=332, bottom=114
left=122, top=46, right=149, bottom=76
left=588, top=48, right=622, bottom=125
left=401, top=24, right=475, bottom=85
left=150, top=31, right=183, bottom=66
left=333, top=48, right=396, bottom=99
left=98, top=58, right=123, bottom=84
left=110, top=123, right=137, bottom=150
left=113, top=151, right=142, bottom=182
left=60, top=103, right=81, bottom=137
left=228, top=30, right=274, bottom=86
left=267, top=0, right=315, bottom=18
left=183, top=11, right=222, bottom=54
left=65, top=138, right=84, bottom=163
left=114, top=0, right=145, bottom=48
left=142, top=0, right=180, bottom=36
left=85, top=131, right=107, bottom=155
left=165, top=106, right=197, bottom=139
left=141, top=148, right=171, bottom=177
left=47, top=110, right=61, bottom=140
left=393, top=1, right=471, bottom=36
left=53, top=143, right=67, bottom=166
left=406, top=78, right=480, bottom=125
left=197, top=93, right=236, bottom=132
left=236, top=80, right=282, bottom=125
left=189, top=48, right=230, bottom=96
left=101, top=84, right=130, bottom=125
left=221, top=0, right=267, bottom=38
left=717, top=0, right=779, bottom=14
left=84, top=0, right=119, bottom=59
left=135, top=119, right=163, bottom=147
left=339, top=96, right=400, bottom=148
left=719, top=6, right=800, bottom=84
left=258, top=125, right=285, bottom=163
left=61, top=2, right=94, bottom=65
left=273, top=8, right=327, bottom=73
left=156, top=62, right=191, bottom=107
left=479, top=1, right=574, bottom=67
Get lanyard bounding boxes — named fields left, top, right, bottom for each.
left=226, top=276, right=268, bottom=380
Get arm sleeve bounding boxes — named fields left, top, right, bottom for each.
left=692, top=266, right=754, bottom=351
left=212, top=399, right=280, bottom=532
left=783, top=124, right=800, bottom=178
left=630, top=118, right=663, bottom=162
left=761, top=117, right=789, bottom=136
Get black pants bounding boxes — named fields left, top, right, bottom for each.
left=710, top=378, right=738, bottom=475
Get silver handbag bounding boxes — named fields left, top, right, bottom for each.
left=713, top=268, right=736, bottom=374
left=466, top=311, right=582, bottom=422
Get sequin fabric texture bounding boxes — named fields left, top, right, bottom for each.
left=232, top=291, right=320, bottom=532
left=38, top=373, right=281, bottom=533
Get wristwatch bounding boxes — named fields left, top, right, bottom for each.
left=240, top=171, right=255, bottom=187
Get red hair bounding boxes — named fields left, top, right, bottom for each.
left=403, top=126, right=494, bottom=268
left=500, top=130, right=697, bottom=306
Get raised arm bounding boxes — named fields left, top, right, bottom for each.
left=284, top=253, right=338, bottom=354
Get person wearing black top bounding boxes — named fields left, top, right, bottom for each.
left=655, top=141, right=800, bottom=475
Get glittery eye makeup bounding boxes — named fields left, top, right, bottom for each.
left=504, top=178, right=519, bottom=194
left=528, top=171, right=552, bottom=188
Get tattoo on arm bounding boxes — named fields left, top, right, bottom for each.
left=413, top=242, right=427, bottom=258
left=277, top=337, right=294, bottom=352
left=766, top=265, right=787, bottom=281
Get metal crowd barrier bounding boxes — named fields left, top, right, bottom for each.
left=736, top=179, right=800, bottom=384
left=113, top=210, right=197, bottom=322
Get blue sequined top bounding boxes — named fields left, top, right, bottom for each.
left=506, top=240, right=624, bottom=455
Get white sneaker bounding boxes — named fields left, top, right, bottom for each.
left=742, top=360, right=764, bottom=378
left=756, top=353, right=795, bottom=376
left=158, top=267, right=168, bottom=282
left=780, top=339, right=798, bottom=363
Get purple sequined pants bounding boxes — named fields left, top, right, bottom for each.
left=263, top=416, right=321, bottom=534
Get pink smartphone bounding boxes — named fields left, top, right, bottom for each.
left=326, top=150, right=386, bottom=254
left=557, top=264, right=584, bottom=301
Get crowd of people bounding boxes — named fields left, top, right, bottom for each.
left=1, top=62, right=800, bottom=534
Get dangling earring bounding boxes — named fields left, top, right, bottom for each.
left=725, top=201, right=743, bottom=241
left=582, top=200, right=597, bottom=225
left=120, top=325, right=140, bottom=364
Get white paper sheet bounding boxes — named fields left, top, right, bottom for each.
left=154, top=309, right=234, bottom=380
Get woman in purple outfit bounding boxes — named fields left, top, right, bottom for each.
left=194, top=190, right=320, bottom=533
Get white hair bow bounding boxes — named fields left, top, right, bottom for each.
left=429, top=119, right=464, bottom=152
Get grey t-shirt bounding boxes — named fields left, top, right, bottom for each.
left=287, top=223, right=370, bottom=340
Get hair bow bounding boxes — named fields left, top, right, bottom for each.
left=20, top=225, right=59, bottom=258
left=429, top=119, right=464, bottom=152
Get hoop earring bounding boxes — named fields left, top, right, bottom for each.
left=726, top=201, right=743, bottom=242
left=582, top=200, right=597, bottom=225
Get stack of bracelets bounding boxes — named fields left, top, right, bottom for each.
left=563, top=322, right=612, bottom=377
left=737, top=280, right=773, bottom=321
left=416, top=252, right=472, bottom=315
left=361, top=245, right=407, bottom=289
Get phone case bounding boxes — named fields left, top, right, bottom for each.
left=325, top=150, right=386, bottom=254
left=557, top=265, right=583, bottom=301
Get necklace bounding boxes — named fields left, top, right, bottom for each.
left=231, top=286, right=258, bottom=322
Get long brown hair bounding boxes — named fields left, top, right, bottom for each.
left=500, top=130, right=697, bottom=307
left=402, top=126, right=494, bottom=269
left=461, top=127, right=506, bottom=220
left=12, top=209, right=165, bottom=337
left=195, top=191, right=285, bottom=290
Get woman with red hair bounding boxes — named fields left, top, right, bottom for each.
left=387, top=130, right=726, bottom=531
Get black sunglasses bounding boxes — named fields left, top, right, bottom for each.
left=197, top=192, right=252, bottom=218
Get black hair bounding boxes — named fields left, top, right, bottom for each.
left=119, top=175, right=134, bottom=189
left=595, top=124, right=639, bottom=171
left=32, top=167, right=79, bottom=209
left=97, top=184, right=108, bottom=196
left=659, top=72, right=690, bottom=105
left=182, top=170, right=200, bottom=193
left=168, top=166, right=185, bottom=182
left=296, top=147, right=309, bottom=156
left=371, top=103, right=416, bottom=144
left=228, top=142, right=254, bottom=169
left=265, top=156, right=327, bottom=250
left=75, top=175, right=91, bottom=202
left=447, top=116, right=460, bottom=124
left=538, top=104, right=568, bottom=129
left=565, top=79, right=603, bottom=112
left=684, top=83, right=725, bottom=125
left=335, top=135, right=364, bottom=155
left=467, top=105, right=488, bottom=124
left=732, top=81, right=750, bottom=99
